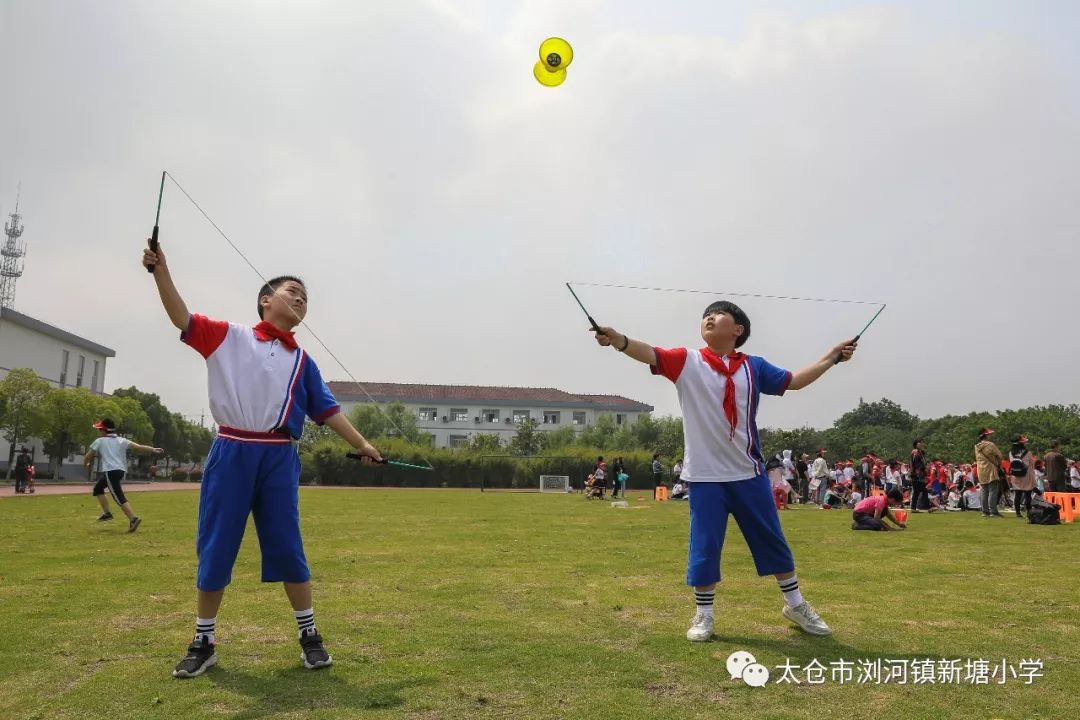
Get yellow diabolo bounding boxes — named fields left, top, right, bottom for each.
left=533, top=37, right=573, bottom=87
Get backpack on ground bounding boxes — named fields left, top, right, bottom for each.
left=1028, top=496, right=1060, bottom=525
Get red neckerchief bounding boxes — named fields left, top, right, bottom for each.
left=253, top=321, right=299, bottom=351
left=699, top=348, right=748, bottom=440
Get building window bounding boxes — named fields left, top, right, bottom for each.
left=91, top=361, right=100, bottom=392
left=573, top=411, right=586, bottom=426
left=60, top=350, right=69, bottom=387
left=76, top=355, right=86, bottom=388
left=427, top=433, right=437, bottom=445
left=512, top=409, right=530, bottom=423
left=448, top=434, right=468, bottom=448
left=616, top=413, right=626, bottom=425
left=482, top=409, right=500, bottom=423
left=418, top=407, right=438, bottom=422
left=543, top=411, right=561, bottom=425
left=450, top=408, right=469, bottom=423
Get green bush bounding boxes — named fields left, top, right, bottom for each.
left=297, top=437, right=667, bottom=489
left=171, top=468, right=188, bottom=482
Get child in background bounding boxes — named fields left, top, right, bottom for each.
left=945, top=485, right=962, bottom=511
left=851, top=489, right=907, bottom=531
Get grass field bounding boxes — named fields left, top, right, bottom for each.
left=1, top=488, right=1077, bottom=720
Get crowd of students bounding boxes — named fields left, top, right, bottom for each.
left=764, top=430, right=1080, bottom=521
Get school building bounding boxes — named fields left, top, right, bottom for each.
left=328, top=382, right=653, bottom=448
left=0, top=306, right=115, bottom=475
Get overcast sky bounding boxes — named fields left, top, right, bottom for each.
left=2, top=1, right=1078, bottom=430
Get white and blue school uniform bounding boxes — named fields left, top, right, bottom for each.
left=651, top=347, right=794, bottom=586
left=183, top=314, right=340, bottom=591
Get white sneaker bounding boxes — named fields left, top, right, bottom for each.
left=686, top=611, right=714, bottom=642
left=782, top=601, right=832, bottom=636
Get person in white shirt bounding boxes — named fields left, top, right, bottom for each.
left=781, top=450, right=796, bottom=486
left=810, top=450, right=830, bottom=505
left=84, top=418, right=164, bottom=532
left=961, top=481, right=982, bottom=512
left=591, top=300, right=856, bottom=642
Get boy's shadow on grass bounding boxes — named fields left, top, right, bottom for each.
left=207, top=665, right=432, bottom=719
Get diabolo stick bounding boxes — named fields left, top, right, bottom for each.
left=146, top=171, right=166, bottom=273
left=565, top=283, right=605, bottom=334
left=346, top=453, right=434, bottom=471
left=834, top=304, right=887, bottom=364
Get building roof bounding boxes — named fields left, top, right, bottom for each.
left=328, top=382, right=653, bottom=412
left=0, top=307, right=116, bottom=358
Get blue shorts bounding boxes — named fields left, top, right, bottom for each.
left=196, top=438, right=309, bottom=591
left=686, top=475, right=795, bottom=587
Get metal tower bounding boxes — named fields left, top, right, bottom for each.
left=0, top=186, right=27, bottom=309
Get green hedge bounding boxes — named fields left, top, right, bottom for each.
left=299, top=438, right=669, bottom=489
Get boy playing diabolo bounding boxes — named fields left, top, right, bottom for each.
left=143, top=241, right=382, bottom=678
left=592, top=300, right=856, bottom=641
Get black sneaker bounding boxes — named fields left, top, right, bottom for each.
left=97, top=512, right=114, bottom=521
left=300, top=631, right=332, bottom=669
left=173, top=636, right=217, bottom=678
left=128, top=517, right=142, bottom=533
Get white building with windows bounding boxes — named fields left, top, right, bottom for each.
left=328, top=382, right=653, bottom=448
left=0, top=306, right=115, bottom=473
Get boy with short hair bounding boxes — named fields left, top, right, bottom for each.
left=143, top=241, right=382, bottom=678
left=592, top=300, right=856, bottom=641
left=84, top=417, right=164, bottom=531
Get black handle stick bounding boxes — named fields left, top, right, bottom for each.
left=834, top=304, right=886, bottom=364
left=345, top=453, right=433, bottom=471
left=565, top=283, right=605, bottom=335
left=147, top=171, right=166, bottom=273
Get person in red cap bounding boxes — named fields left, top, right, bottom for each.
left=84, top=418, right=164, bottom=530
left=974, top=428, right=1005, bottom=517
left=1007, top=435, right=1036, bottom=518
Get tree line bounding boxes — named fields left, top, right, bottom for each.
left=0, top=368, right=213, bottom=478
left=296, top=398, right=1080, bottom=486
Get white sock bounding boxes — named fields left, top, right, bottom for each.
left=294, top=608, right=316, bottom=638
left=778, top=576, right=804, bottom=608
left=195, top=616, right=216, bottom=644
left=693, top=589, right=715, bottom=618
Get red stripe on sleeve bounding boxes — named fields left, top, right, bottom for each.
left=181, top=314, right=229, bottom=359
left=649, top=347, right=688, bottom=383
left=314, top=405, right=341, bottom=424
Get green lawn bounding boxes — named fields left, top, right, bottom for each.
left=1, top=488, right=1077, bottom=720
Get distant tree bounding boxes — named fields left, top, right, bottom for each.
left=539, top=426, right=575, bottom=451
left=509, top=418, right=542, bottom=457
left=348, top=404, right=388, bottom=440
left=577, top=413, right=618, bottom=449
left=37, top=388, right=105, bottom=476
left=468, top=433, right=504, bottom=453
left=834, top=398, right=918, bottom=432
left=0, top=369, right=50, bottom=477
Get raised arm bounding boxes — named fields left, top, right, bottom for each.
left=788, top=339, right=858, bottom=391
left=142, top=241, right=191, bottom=331
left=593, top=326, right=657, bottom=366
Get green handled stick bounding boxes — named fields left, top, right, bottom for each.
left=346, top=453, right=433, bottom=471
left=146, top=171, right=166, bottom=273
left=834, top=304, right=886, bottom=364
